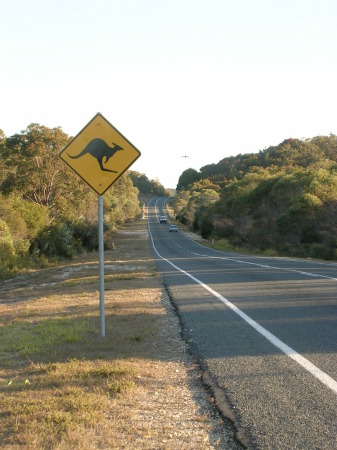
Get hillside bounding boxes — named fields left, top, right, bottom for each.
left=175, top=134, right=337, bottom=260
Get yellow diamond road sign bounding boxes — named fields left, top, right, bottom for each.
left=59, top=113, right=141, bottom=195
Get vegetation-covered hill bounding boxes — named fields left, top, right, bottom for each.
left=175, top=134, right=337, bottom=260
left=0, top=124, right=165, bottom=277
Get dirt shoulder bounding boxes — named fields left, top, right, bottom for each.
left=0, top=218, right=242, bottom=449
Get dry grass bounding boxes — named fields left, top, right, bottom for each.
left=0, top=219, right=240, bottom=449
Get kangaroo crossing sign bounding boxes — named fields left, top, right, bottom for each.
left=59, top=113, right=141, bottom=195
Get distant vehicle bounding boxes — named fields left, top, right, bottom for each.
left=169, top=225, right=178, bottom=232
left=159, top=216, right=167, bottom=223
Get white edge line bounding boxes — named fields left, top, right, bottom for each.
left=148, top=199, right=337, bottom=395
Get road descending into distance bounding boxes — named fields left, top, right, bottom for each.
left=147, top=197, right=337, bottom=449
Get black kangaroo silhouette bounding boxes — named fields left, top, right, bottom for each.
left=67, top=138, right=123, bottom=172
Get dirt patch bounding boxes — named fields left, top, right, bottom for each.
left=0, top=219, right=242, bottom=449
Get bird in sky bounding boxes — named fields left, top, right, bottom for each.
left=181, top=155, right=190, bottom=158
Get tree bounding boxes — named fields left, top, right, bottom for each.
left=129, top=171, right=166, bottom=196
left=176, top=168, right=200, bottom=191
left=2, top=124, right=68, bottom=205
left=104, top=174, right=141, bottom=227
left=1, top=124, right=94, bottom=221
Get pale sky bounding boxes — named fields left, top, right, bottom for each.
left=1, top=0, right=337, bottom=188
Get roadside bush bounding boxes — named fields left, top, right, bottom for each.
left=0, top=194, right=27, bottom=241
left=30, top=221, right=99, bottom=260
left=13, top=199, right=50, bottom=239
left=30, top=222, right=74, bottom=259
left=309, top=243, right=336, bottom=260
left=14, top=239, right=31, bottom=267
left=0, top=219, right=16, bottom=271
left=72, top=221, right=98, bottom=252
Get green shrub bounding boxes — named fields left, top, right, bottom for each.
left=0, top=219, right=16, bottom=271
left=30, top=221, right=98, bottom=260
left=14, top=239, right=31, bottom=267
left=309, top=243, right=335, bottom=260
left=72, top=221, right=98, bottom=252
left=30, top=222, right=74, bottom=259
left=13, top=200, right=49, bottom=239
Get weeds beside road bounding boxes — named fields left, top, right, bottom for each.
left=0, top=218, right=242, bottom=449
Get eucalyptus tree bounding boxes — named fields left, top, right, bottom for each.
left=1, top=124, right=92, bottom=221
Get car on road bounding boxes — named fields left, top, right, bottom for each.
left=169, top=225, right=178, bottom=232
left=159, top=216, right=167, bottom=223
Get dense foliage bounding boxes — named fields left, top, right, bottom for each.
left=175, top=135, right=337, bottom=259
left=129, top=171, right=167, bottom=197
left=0, top=124, right=142, bottom=276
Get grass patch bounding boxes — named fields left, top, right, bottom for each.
left=0, top=219, right=162, bottom=449
left=0, top=317, right=92, bottom=361
left=0, top=358, right=137, bottom=448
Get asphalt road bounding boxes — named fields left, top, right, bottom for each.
left=147, top=197, right=337, bottom=449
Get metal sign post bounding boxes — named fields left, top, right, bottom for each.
left=59, top=113, right=141, bottom=338
left=98, top=195, right=105, bottom=337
